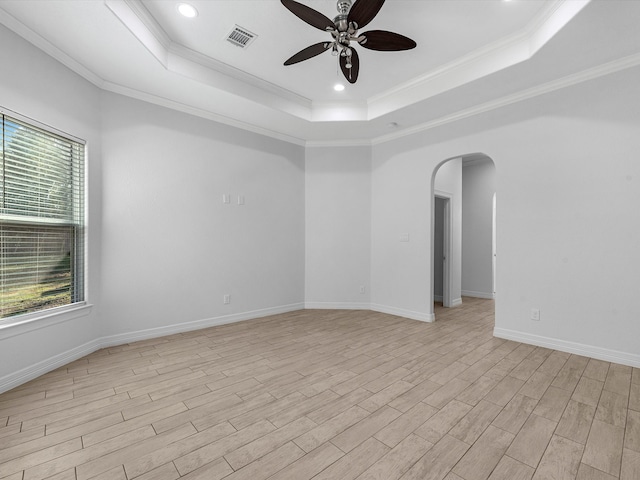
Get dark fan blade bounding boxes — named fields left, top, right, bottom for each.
left=339, top=48, right=360, bottom=84
left=348, top=0, right=385, bottom=29
left=281, top=0, right=334, bottom=31
left=359, top=30, right=416, bottom=51
left=284, top=42, right=332, bottom=65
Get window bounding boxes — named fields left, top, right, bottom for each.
left=0, top=109, right=85, bottom=320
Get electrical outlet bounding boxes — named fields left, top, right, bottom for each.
left=224, top=294, right=231, bottom=305
left=531, top=308, right=540, bottom=321
left=359, top=286, right=366, bottom=294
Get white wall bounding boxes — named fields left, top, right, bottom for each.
left=372, top=65, right=640, bottom=365
left=99, top=93, right=305, bottom=339
left=305, top=146, right=371, bottom=308
left=0, top=25, right=103, bottom=389
left=462, top=159, right=496, bottom=298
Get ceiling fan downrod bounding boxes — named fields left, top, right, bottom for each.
left=336, top=0, right=351, bottom=15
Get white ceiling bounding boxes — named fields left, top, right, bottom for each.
left=1, top=0, right=639, bottom=145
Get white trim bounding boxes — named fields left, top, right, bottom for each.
left=372, top=51, right=640, bottom=146
left=0, top=304, right=93, bottom=340
left=101, top=82, right=307, bottom=146
left=433, top=192, right=453, bottom=308
left=0, top=302, right=443, bottom=392
left=461, top=290, right=495, bottom=300
left=105, top=0, right=312, bottom=116
left=306, top=139, right=372, bottom=148
left=370, top=304, right=435, bottom=323
left=0, top=106, right=86, bottom=144
left=493, top=327, right=640, bottom=368
left=2, top=0, right=637, bottom=147
left=433, top=295, right=443, bottom=303
left=0, top=7, right=104, bottom=88
left=0, top=0, right=598, bottom=145
left=0, top=302, right=303, bottom=394
left=451, top=298, right=463, bottom=308
left=304, top=302, right=371, bottom=311
left=98, top=303, right=305, bottom=348
left=0, top=338, right=101, bottom=393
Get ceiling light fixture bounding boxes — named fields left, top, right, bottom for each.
left=334, top=83, right=345, bottom=91
left=281, top=0, right=416, bottom=84
left=177, top=3, right=198, bottom=18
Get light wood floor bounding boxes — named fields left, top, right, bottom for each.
left=1, top=298, right=639, bottom=480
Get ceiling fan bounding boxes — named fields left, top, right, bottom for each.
left=281, top=0, right=416, bottom=84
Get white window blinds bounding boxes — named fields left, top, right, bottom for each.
left=0, top=111, right=85, bottom=319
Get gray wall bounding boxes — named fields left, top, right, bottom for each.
left=99, top=93, right=305, bottom=339
left=305, top=146, right=371, bottom=308
left=462, top=159, right=496, bottom=298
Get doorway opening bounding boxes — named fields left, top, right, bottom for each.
left=431, top=154, right=496, bottom=320
left=434, top=194, right=452, bottom=307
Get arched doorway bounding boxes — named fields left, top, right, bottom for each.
left=431, top=153, right=496, bottom=319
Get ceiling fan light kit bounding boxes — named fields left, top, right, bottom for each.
left=281, top=0, right=416, bottom=84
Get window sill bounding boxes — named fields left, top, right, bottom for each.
left=0, top=303, right=94, bottom=340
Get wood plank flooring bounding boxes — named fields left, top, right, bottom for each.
left=1, top=297, right=639, bottom=480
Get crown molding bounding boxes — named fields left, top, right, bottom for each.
left=0, top=7, right=104, bottom=88
left=367, top=0, right=590, bottom=120
left=305, top=138, right=372, bottom=148
left=106, top=0, right=313, bottom=120
left=170, top=43, right=311, bottom=109
left=104, top=48, right=640, bottom=149
left=108, top=0, right=590, bottom=124
left=102, top=81, right=307, bottom=146
left=371, top=51, right=640, bottom=147
left=5, top=0, right=634, bottom=149
left=167, top=43, right=312, bottom=119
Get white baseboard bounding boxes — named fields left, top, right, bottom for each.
left=0, top=338, right=101, bottom=393
left=98, top=303, right=305, bottom=348
left=306, top=302, right=436, bottom=323
left=304, top=302, right=370, bottom=311
left=0, top=303, right=304, bottom=394
left=434, top=297, right=462, bottom=307
left=462, top=290, right=495, bottom=299
left=1, top=301, right=441, bottom=393
left=493, top=327, right=640, bottom=368
left=370, top=303, right=435, bottom=323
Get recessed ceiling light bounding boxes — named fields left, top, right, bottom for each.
left=334, top=83, right=345, bottom=92
left=177, top=3, right=198, bottom=18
